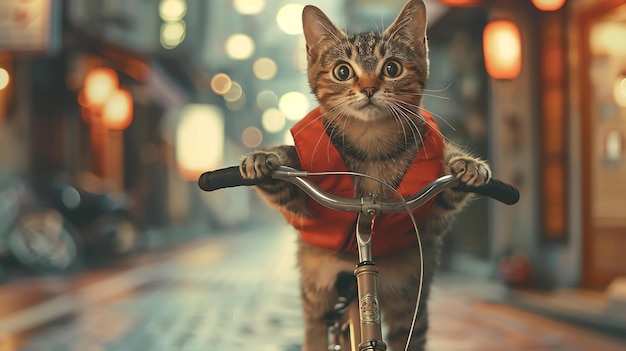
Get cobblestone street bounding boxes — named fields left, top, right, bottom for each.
left=1, top=226, right=625, bottom=351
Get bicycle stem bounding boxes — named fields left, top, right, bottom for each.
left=354, top=211, right=387, bottom=351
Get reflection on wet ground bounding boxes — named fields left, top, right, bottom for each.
left=1, top=228, right=302, bottom=351
left=1, top=227, right=625, bottom=351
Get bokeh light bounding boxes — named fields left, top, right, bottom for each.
left=614, top=77, right=626, bottom=107
left=284, top=130, right=295, bottom=145
left=84, top=67, right=118, bottom=106
left=530, top=0, right=565, bottom=11
left=159, top=0, right=187, bottom=21
left=276, top=4, right=304, bottom=35
left=225, top=34, right=255, bottom=60
left=483, top=20, right=521, bottom=79
left=176, top=104, right=224, bottom=180
left=234, top=0, right=265, bottom=15
left=242, top=127, right=263, bottom=148
left=253, top=57, right=278, bottom=80
left=223, top=82, right=243, bottom=102
left=102, top=89, right=133, bottom=130
left=256, top=90, right=278, bottom=110
left=262, top=108, right=286, bottom=133
left=226, top=94, right=246, bottom=111
left=210, top=73, right=232, bottom=95
left=279, top=91, right=310, bottom=121
left=0, top=68, right=9, bottom=90
left=161, top=21, right=186, bottom=49
left=591, top=23, right=626, bottom=56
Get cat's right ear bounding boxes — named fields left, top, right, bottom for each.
left=302, top=5, right=344, bottom=61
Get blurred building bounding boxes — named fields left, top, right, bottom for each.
left=0, top=0, right=625, bottom=307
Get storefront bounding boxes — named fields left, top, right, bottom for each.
left=487, top=0, right=626, bottom=291
left=441, top=0, right=625, bottom=293
left=573, top=0, right=626, bottom=289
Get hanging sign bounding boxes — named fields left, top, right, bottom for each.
left=0, top=0, right=61, bottom=53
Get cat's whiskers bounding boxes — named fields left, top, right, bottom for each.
left=292, top=113, right=325, bottom=139
left=309, top=101, right=352, bottom=164
left=326, top=123, right=341, bottom=162
left=423, top=80, right=454, bottom=93
left=372, top=18, right=382, bottom=36
left=387, top=97, right=466, bottom=150
left=415, top=104, right=456, bottom=131
left=385, top=102, right=413, bottom=149
left=388, top=97, right=456, bottom=134
left=387, top=101, right=425, bottom=157
left=404, top=92, right=452, bottom=101
left=384, top=103, right=408, bottom=146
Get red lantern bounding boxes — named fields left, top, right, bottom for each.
left=483, top=20, right=522, bottom=80
left=531, top=0, right=566, bottom=11
left=102, top=89, right=133, bottom=130
left=84, top=67, right=118, bottom=106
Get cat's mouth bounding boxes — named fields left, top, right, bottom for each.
left=351, top=101, right=388, bottom=121
left=358, top=98, right=382, bottom=110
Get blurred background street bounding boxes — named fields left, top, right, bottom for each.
left=1, top=0, right=626, bottom=350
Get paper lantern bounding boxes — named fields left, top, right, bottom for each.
left=531, top=0, right=566, bottom=11
left=103, top=89, right=133, bottom=130
left=483, top=20, right=522, bottom=79
left=84, top=67, right=118, bottom=106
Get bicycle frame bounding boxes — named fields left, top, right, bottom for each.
left=352, top=209, right=386, bottom=351
left=264, top=168, right=457, bottom=351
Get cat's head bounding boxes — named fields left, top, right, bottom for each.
left=302, top=0, right=429, bottom=123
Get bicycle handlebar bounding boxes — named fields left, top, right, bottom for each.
left=198, top=165, right=519, bottom=212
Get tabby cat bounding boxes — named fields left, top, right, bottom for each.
left=239, top=1, right=491, bottom=350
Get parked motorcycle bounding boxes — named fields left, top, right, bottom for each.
left=44, top=175, right=144, bottom=264
left=0, top=174, right=80, bottom=278
left=0, top=172, right=143, bottom=281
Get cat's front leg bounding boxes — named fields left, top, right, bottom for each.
left=240, top=145, right=310, bottom=217
left=420, top=144, right=491, bottom=237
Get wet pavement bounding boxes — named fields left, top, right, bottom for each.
left=0, top=225, right=625, bottom=351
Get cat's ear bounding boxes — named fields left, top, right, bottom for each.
left=302, top=5, right=345, bottom=61
left=384, top=0, right=427, bottom=51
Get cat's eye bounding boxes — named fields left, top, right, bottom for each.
left=333, top=64, right=354, bottom=81
left=384, top=60, right=403, bottom=78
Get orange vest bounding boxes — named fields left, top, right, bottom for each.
left=283, top=107, right=444, bottom=256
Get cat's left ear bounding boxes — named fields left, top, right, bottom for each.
left=384, top=0, right=427, bottom=51
left=302, top=5, right=345, bottom=61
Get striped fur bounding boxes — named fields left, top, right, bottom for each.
left=239, top=1, right=490, bottom=350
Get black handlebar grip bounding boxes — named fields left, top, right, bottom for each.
left=198, top=166, right=265, bottom=191
left=459, top=178, right=520, bottom=205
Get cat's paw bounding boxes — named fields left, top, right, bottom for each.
left=448, top=156, right=491, bottom=187
left=240, top=151, right=282, bottom=180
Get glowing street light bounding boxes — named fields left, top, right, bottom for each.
left=103, top=89, right=133, bottom=130
left=0, top=68, right=9, bottom=90
left=84, top=67, right=118, bottom=106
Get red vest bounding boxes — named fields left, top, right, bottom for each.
left=283, top=107, right=444, bottom=256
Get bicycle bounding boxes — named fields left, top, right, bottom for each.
left=198, top=165, right=519, bottom=351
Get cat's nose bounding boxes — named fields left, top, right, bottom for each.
left=362, top=87, right=379, bottom=98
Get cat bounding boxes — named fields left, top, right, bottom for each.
left=239, top=1, right=491, bottom=350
